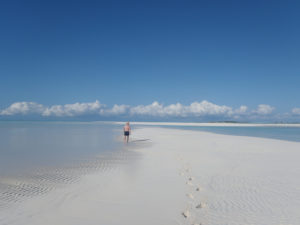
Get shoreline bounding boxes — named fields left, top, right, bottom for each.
left=113, top=121, right=300, bottom=127
left=1, top=127, right=300, bottom=225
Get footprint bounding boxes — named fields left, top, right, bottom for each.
left=188, top=177, right=194, bottom=181
left=195, top=202, right=206, bottom=209
left=195, top=186, right=201, bottom=191
left=186, top=193, right=194, bottom=199
left=186, top=181, right=194, bottom=186
left=182, top=210, right=191, bottom=218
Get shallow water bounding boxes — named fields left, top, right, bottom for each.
left=0, top=121, right=123, bottom=176
left=0, top=121, right=138, bottom=210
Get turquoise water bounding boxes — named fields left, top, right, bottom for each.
left=156, top=125, right=300, bottom=142
left=0, top=122, right=123, bottom=176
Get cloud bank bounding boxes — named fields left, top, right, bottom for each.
left=0, top=100, right=283, bottom=121
left=129, top=101, right=247, bottom=118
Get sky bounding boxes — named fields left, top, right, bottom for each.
left=0, top=0, right=300, bottom=122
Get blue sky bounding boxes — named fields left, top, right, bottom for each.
left=0, top=0, right=300, bottom=121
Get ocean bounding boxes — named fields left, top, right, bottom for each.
left=0, top=121, right=123, bottom=177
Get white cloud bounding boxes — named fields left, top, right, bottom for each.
left=235, top=105, right=248, bottom=114
left=130, top=101, right=181, bottom=117
left=0, top=102, right=44, bottom=115
left=189, top=101, right=233, bottom=116
left=292, top=108, right=300, bottom=115
left=163, top=103, right=187, bottom=116
left=253, top=104, right=274, bottom=115
left=101, top=104, right=130, bottom=115
left=42, top=100, right=103, bottom=117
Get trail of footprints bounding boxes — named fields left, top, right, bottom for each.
left=178, top=157, right=207, bottom=225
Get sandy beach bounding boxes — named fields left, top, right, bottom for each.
left=1, top=127, right=300, bottom=225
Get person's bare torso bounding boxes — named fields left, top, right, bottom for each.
left=124, top=125, right=130, bottom=131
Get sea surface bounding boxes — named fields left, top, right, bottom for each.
left=0, top=121, right=123, bottom=177
left=0, top=121, right=140, bottom=210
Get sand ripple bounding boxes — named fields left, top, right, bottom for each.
left=0, top=149, right=139, bottom=210
left=201, top=174, right=300, bottom=224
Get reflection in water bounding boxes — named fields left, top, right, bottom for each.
left=0, top=122, right=122, bottom=176
left=0, top=122, right=140, bottom=209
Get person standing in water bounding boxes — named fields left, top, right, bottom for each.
left=123, top=122, right=131, bottom=143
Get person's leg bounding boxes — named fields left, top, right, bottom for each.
left=126, top=135, right=129, bottom=143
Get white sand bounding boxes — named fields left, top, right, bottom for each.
left=1, top=127, right=300, bottom=225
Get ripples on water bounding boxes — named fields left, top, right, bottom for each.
left=0, top=122, right=138, bottom=209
